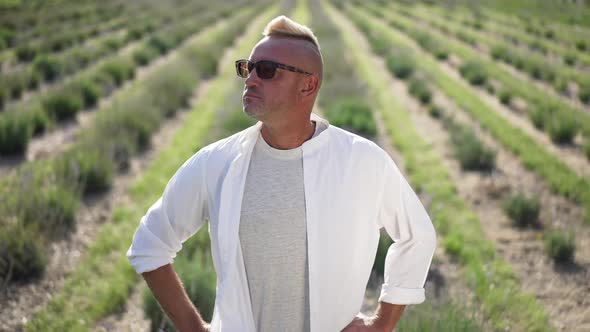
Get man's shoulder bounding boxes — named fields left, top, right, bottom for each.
left=186, top=125, right=254, bottom=164
left=330, top=125, right=388, bottom=158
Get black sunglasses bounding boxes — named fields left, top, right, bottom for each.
left=235, top=59, right=313, bottom=79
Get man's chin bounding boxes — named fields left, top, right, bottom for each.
left=243, top=106, right=261, bottom=120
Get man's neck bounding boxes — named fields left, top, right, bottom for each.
left=260, top=119, right=316, bottom=150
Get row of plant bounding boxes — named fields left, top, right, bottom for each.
left=7, top=14, right=125, bottom=63
left=332, top=3, right=554, bottom=330
left=3, top=0, right=183, bottom=64
left=0, top=0, right=203, bottom=110
left=377, top=19, right=579, bottom=266
left=416, top=2, right=590, bottom=69
left=364, top=2, right=590, bottom=150
left=474, top=5, right=590, bottom=54
left=357, top=3, right=590, bottom=224
left=0, top=1, right=250, bottom=292
left=390, top=2, right=590, bottom=104
left=0, top=0, right=128, bottom=50
left=0, top=3, right=229, bottom=156
left=444, top=115, right=576, bottom=263
left=22, top=6, right=274, bottom=331
left=395, top=3, right=590, bottom=150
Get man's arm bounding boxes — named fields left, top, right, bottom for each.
left=371, top=302, right=406, bottom=331
left=142, top=263, right=209, bottom=332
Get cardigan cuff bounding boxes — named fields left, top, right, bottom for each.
left=128, top=255, right=173, bottom=274
left=378, top=284, right=425, bottom=305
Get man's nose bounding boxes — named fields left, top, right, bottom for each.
left=245, top=68, right=260, bottom=87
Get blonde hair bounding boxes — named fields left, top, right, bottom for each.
left=262, top=15, right=320, bottom=50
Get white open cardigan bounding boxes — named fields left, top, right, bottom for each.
left=126, top=112, right=437, bottom=332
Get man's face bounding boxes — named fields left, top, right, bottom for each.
left=241, top=37, right=309, bottom=121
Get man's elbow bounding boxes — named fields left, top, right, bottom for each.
left=416, top=218, right=437, bottom=256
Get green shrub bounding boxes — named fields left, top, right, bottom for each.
left=27, top=102, right=51, bottom=135
left=26, top=68, right=41, bottom=90
left=502, top=193, right=540, bottom=228
left=326, top=98, right=377, bottom=138
left=4, top=73, right=25, bottom=99
left=0, top=111, right=32, bottom=155
left=0, top=223, right=47, bottom=283
left=126, top=26, right=145, bottom=41
left=95, top=102, right=160, bottom=152
left=58, top=148, right=115, bottom=195
left=415, top=32, right=447, bottom=60
left=408, top=77, right=432, bottom=104
left=132, top=47, right=158, bottom=66
left=499, top=90, right=512, bottom=105
left=102, top=37, right=123, bottom=51
left=33, top=54, right=63, bottom=82
left=76, top=79, right=101, bottom=108
left=101, top=59, right=134, bottom=86
left=528, top=102, right=558, bottom=130
left=144, top=65, right=195, bottom=116
left=575, top=40, right=587, bottom=51
left=584, top=140, right=590, bottom=161
left=70, top=47, right=93, bottom=67
left=398, top=301, right=484, bottom=331
left=183, top=46, right=218, bottom=78
left=91, top=70, right=117, bottom=94
left=16, top=44, right=38, bottom=62
left=449, top=125, right=496, bottom=171
left=428, top=104, right=443, bottom=118
left=544, top=29, right=554, bottom=39
left=5, top=161, right=81, bottom=239
left=43, top=90, right=83, bottom=121
left=368, top=35, right=390, bottom=56
left=544, top=230, right=575, bottom=264
left=21, top=185, right=79, bottom=237
left=490, top=45, right=509, bottom=61
left=0, top=27, right=15, bottom=47
left=443, top=233, right=463, bottom=259
left=385, top=50, right=415, bottom=79
left=148, top=34, right=173, bottom=54
left=546, top=113, right=578, bottom=144
left=459, top=61, right=487, bottom=86
left=579, top=83, right=590, bottom=104
left=0, top=86, right=5, bottom=109
left=563, top=53, right=577, bottom=66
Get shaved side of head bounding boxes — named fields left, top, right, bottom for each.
left=260, top=15, right=323, bottom=87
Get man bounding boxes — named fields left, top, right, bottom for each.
left=127, top=15, right=436, bottom=332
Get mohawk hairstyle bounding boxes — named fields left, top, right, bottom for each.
left=262, top=15, right=320, bottom=50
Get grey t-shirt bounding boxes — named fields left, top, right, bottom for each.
left=239, top=121, right=327, bottom=332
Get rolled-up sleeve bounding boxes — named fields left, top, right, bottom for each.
left=376, top=155, right=437, bottom=305
left=126, top=149, right=210, bottom=274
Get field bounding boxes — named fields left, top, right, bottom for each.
left=0, top=0, right=589, bottom=331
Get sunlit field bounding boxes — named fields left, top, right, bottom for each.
left=1, top=0, right=589, bottom=331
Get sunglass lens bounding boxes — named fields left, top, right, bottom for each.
left=257, top=61, right=276, bottom=79
left=236, top=60, right=249, bottom=78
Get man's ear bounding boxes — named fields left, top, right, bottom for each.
left=300, top=75, right=319, bottom=97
